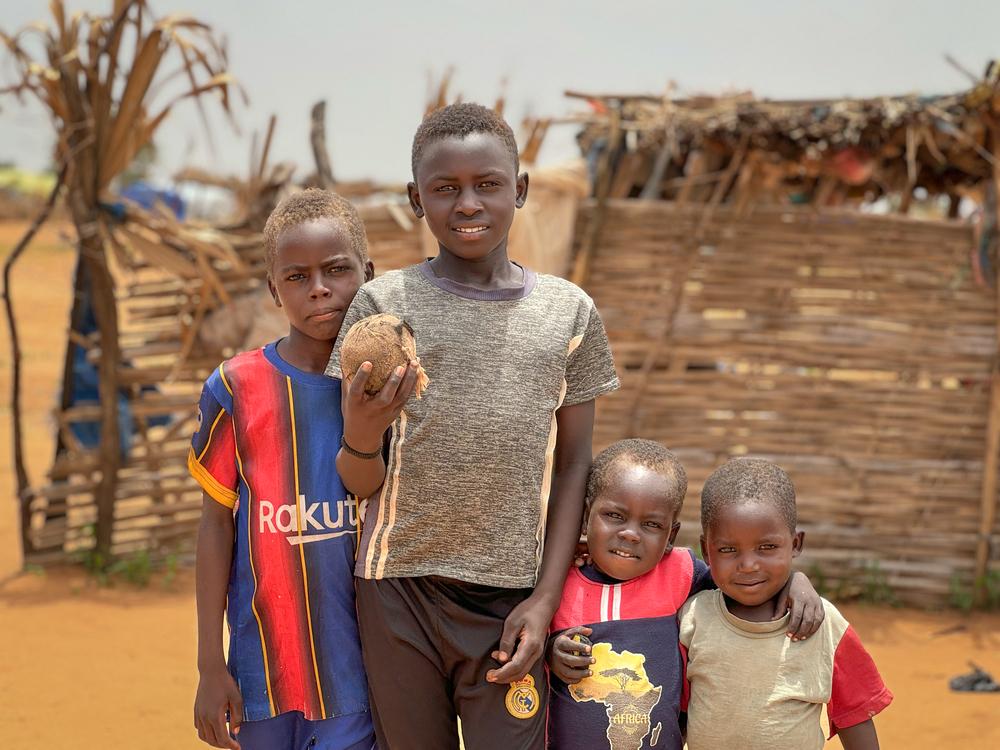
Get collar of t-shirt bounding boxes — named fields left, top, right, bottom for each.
left=579, top=563, right=629, bottom=585
left=418, top=259, right=538, bottom=301
left=715, top=589, right=792, bottom=636
left=264, top=340, right=338, bottom=388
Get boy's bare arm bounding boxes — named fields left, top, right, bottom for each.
left=836, top=719, right=880, bottom=750
left=194, top=496, right=242, bottom=749
left=534, top=399, right=595, bottom=603
left=487, top=399, right=595, bottom=684
left=337, top=361, right=420, bottom=498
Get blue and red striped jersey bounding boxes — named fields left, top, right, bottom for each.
left=188, top=342, right=369, bottom=724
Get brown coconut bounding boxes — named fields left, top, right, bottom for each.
left=340, top=313, right=429, bottom=398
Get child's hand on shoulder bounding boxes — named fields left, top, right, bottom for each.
left=194, top=664, right=243, bottom=749
left=547, top=626, right=595, bottom=685
left=775, top=570, right=826, bottom=640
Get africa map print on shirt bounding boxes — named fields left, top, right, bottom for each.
left=548, top=551, right=712, bottom=750
left=570, top=641, right=664, bottom=750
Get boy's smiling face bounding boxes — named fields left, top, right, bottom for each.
left=702, top=502, right=804, bottom=615
left=407, top=132, right=528, bottom=261
left=586, top=463, right=681, bottom=581
left=268, top=218, right=372, bottom=343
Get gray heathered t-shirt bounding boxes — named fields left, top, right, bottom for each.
left=327, top=261, right=619, bottom=588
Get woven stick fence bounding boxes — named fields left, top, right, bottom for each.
left=578, top=199, right=996, bottom=607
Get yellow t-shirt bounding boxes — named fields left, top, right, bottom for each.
left=679, top=589, right=892, bottom=750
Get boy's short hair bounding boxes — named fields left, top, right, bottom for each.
left=262, top=188, right=369, bottom=271
left=701, top=458, right=797, bottom=533
left=586, top=439, right=688, bottom=515
left=411, top=102, right=520, bottom=179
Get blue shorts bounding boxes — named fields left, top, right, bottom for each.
left=237, top=710, right=375, bottom=750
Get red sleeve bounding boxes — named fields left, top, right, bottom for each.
left=679, top=642, right=690, bottom=712
left=827, top=625, right=893, bottom=737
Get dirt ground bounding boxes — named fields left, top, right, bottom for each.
left=1, top=219, right=998, bottom=749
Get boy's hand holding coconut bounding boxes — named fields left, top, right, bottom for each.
left=339, top=314, right=428, bottom=470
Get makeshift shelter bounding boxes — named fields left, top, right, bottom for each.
left=564, top=70, right=1000, bottom=606
left=0, top=1, right=242, bottom=564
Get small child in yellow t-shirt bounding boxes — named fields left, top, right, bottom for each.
left=680, top=458, right=892, bottom=750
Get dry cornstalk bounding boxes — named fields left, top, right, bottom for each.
left=1, top=0, right=240, bottom=561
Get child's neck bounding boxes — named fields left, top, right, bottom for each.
left=722, top=596, right=777, bottom=623
left=722, top=583, right=790, bottom=623
left=277, top=329, right=335, bottom=374
left=429, top=244, right=522, bottom=291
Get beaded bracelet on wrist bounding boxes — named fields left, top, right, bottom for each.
left=340, top=436, right=382, bottom=460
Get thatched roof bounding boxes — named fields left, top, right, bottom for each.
left=568, top=61, right=1000, bottom=208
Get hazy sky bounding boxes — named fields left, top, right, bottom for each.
left=3, top=0, right=999, bottom=184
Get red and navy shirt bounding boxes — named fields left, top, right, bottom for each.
left=188, top=343, right=370, bottom=725
left=548, top=549, right=713, bottom=750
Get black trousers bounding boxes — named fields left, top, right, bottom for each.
left=356, top=576, right=547, bottom=750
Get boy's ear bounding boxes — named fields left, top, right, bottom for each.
left=406, top=182, right=424, bottom=219
left=363, top=259, right=375, bottom=282
left=667, top=520, right=681, bottom=548
left=699, top=535, right=708, bottom=564
left=514, top=171, right=529, bottom=209
left=791, top=530, right=805, bottom=558
left=266, top=276, right=281, bottom=307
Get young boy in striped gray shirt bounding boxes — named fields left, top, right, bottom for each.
left=326, top=103, right=619, bottom=750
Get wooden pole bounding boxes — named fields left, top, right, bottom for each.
left=2, top=166, right=66, bottom=558
left=640, top=95, right=676, bottom=200
left=978, top=374, right=1000, bottom=602
left=258, top=114, right=277, bottom=181
left=974, top=121, right=1000, bottom=605
left=571, top=105, right=622, bottom=287
left=310, top=101, right=335, bottom=188
left=70, top=193, right=123, bottom=561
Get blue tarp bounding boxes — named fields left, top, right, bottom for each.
left=120, top=182, right=186, bottom=219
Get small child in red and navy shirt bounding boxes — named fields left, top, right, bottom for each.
left=547, top=440, right=825, bottom=750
